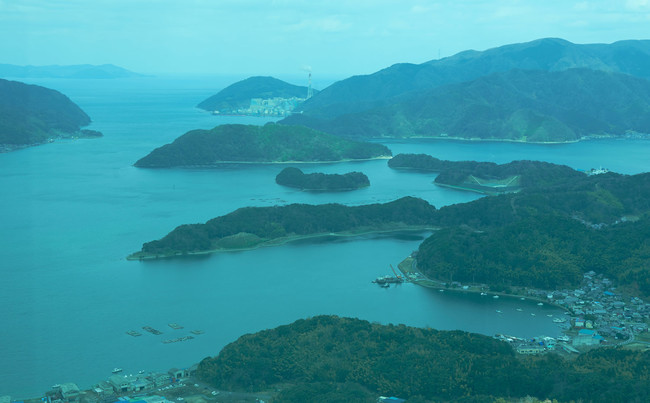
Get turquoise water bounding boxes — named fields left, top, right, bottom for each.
left=1, top=77, right=649, bottom=398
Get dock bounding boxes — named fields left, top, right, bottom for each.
left=142, top=326, right=163, bottom=335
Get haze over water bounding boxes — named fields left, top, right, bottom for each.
left=2, top=77, right=650, bottom=398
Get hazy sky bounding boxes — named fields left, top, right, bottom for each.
left=2, top=0, right=650, bottom=77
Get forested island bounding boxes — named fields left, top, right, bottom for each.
left=282, top=38, right=650, bottom=142
left=197, top=315, right=650, bottom=402
left=0, top=78, right=100, bottom=151
left=134, top=123, right=391, bottom=167
left=275, top=167, right=370, bottom=191
left=128, top=197, right=437, bottom=259
left=389, top=154, right=584, bottom=194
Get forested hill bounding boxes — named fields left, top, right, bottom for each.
left=389, top=154, right=584, bottom=194
left=197, top=315, right=650, bottom=402
left=134, top=123, right=391, bottom=167
left=284, top=68, right=650, bottom=141
left=417, top=172, right=650, bottom=296
left=196, top=76, right=317, bottom=112
left=128, top=197, right=437, bottom=259
left=282, top=38, right=650, bottom=121
left=0, top=78, right=92, bottom=147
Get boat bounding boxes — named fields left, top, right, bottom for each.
left=493, top=295, right=499, bottom=299
left=553, top=318, right=567, bottom=323
left=190, top=330, right=204, bottom=335
left=496, top=310, right=503, bottom=313
left=480, top=292, right=487, bottom=296
left=126, top=330, right=142, bottom=337
left=537, top=302, right=544, bottom=306
left=168, top=323, right=184, bottom=330
left=112, top=368, right=123, bottom=374
left=516, top=308, right=523, bottom=312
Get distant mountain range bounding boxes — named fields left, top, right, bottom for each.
left=281, top=38, right=650, bottom=142
left=0, top=78, right=97, bottom=149
left=197, top=76, right=318, bottom=113
left=0, top=63, right=145, bottom=79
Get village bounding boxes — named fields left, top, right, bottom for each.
left=398, top=255, right=650, bottom=356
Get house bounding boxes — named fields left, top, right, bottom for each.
left=109, top=374, right=131, bottom=393
left=59, top=383, right=81, bottom=401
left=516, top=345, right=545, bottom=354
left=168, top=368, right=186, bottom=380
left=377, top=397, right=406, bottom=403
left=573, top=329, right=604, bottom=347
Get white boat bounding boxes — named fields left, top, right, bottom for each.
left=112, top=368, right=123, bottom=374
left=537, top=302, right=544, bottom=306
left=496, top=310, right=502, bottom=313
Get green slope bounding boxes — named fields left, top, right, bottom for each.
left=196, top=315, right=650, bottom=402
left=289, top=69, right=650, bottom=141
left=282, top=38, right=650, bottom=122
left=134, top=123, right=391, bottom=167
left=0, top=78, right=91, bottom=146
left=129, top=197, right=436, bottom=259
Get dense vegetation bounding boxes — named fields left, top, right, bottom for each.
left=283, top=38, right=650, bottom=122
left=275, top=167, right=370, bottom=191
left=389, top=154, right=584, bottom=194
left=134, top=123, right=391, bottom=167
left=0, top=78, right=92, bottom=146
left=197, top=76, right=317, bottom=112
left=197, top=315, right=650, bottom=402
left=417, top=172, right=650, bottom=297
left=132, top=197, right=437, bottom=258
left=285, top=69, right=650, bottom=141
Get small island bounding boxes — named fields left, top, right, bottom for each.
left=275, top=167, right=370, bottom=191
left=128, top=197, right=437, bottom=260
left=0, top=78, right=102, bottom=152
left=134, top=123, right=391, bottom=168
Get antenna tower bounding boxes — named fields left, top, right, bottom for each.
left=307, top=72, right=313, bottom=99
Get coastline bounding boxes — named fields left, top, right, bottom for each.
left=134, top=155, right=392, bottom=168
left=396, top=256, right=569, bottom=311
left=127, top=225, right=438, bottom=260
left=395, top=135, right=583, bottom=145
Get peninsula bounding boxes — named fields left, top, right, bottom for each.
left=197, top=76, right=317, bottom=117
left=127, top=197, right=437, bottom=259
left=133, top=123, right=391, bottom=168
left=388, top=154, right=584, bottom=195
left=196, top=315, right=650, bottom=402
left=0, top=78, right=101, bottom=152
left=275, top=167, right=370, bottom=191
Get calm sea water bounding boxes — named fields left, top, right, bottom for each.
left=1, top=77, right=650, bottom=398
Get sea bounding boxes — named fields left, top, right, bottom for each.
left=1, top=76, right=649, bottom=398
